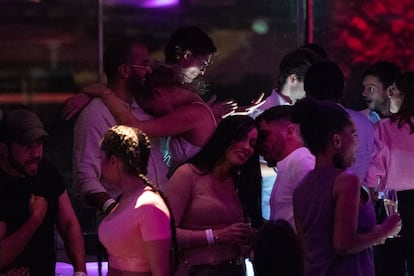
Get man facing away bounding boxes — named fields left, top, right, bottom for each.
left=257, top=105, right=315, bottom=230
left=0, top=109, right=86, bottom=276
left=73, top=38, right=168, bottom=215
left=252, top=47, right=324, bottom=118
left=304, top=61, right=374, bottom=184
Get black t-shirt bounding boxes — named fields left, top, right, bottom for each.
left=0, top=160, right=65, bottom=275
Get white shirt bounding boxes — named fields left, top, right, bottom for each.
left=251, top=89, right=290, bottom=219
left=73, top=98, right=168, bottom=200
left=269, top=147, right=315, bottom=230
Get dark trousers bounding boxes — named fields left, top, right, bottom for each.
left=189, top=262, right=245, bottom=276
left=374, top=190, right=414, bottom=276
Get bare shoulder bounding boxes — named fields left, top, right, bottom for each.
left=334, top=169, right=360, bottom=195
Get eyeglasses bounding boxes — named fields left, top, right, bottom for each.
left=128, top=64, right=152, bottom=71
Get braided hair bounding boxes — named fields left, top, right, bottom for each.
left=100, top=125, right=179, bottom=274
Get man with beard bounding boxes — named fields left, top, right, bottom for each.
left=256, top=105, right=315, bottom=230
left=0, top=109, right=86, bottom=275
left=73, top=38, right=168, bottom=215
left=361, top=61, right=401, bottom=123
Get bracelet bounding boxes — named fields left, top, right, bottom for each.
left=102, top=198, right=116, bottom=215
left=73, top=272, right=87, bottom=276
left=205, top=228, right=215, bottom=246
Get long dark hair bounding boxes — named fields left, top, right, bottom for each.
left=100, top=125, right=179, bottom=274
left=391, top=71, right=414, bottom=133
left=188, top=115, right=263, bottom=228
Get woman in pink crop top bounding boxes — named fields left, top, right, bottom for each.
left=98, top=125, right=177, bottom=276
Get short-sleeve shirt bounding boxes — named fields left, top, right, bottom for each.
left=98, top=188, right=171, bottom=272
left=0, top=160, right=65, bottom=275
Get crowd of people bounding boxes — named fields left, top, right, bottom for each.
left=1, top=24, right=414, bottom=276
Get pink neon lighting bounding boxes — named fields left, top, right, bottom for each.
left=105, top=0, right=179, bottom=8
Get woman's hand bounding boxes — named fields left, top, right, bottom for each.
left=213, top=222, right=254, bottom=246
left=380, top=213, right=402, bottom=238
left=62, top=83, right=113, bottom=120
left=81, top=83, right=111, bottom=98
left=62, top=93, right=91, bottom=120
left=232, top=92, right=266, bottom=116
left=207, top=95, right=238, bottom=121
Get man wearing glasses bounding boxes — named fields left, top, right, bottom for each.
left=73, top=38, right=168, bottom=216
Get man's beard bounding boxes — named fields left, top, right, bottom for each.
left=126, top=71, right=145, bottom=97
left=7, top=148, right=40, bottom=177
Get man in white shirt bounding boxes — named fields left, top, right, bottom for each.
left=73, top=38, right=168, bottom=215
left=257, top=105, right=315, bottom=229
left=250, top=48, right=321, bottom=219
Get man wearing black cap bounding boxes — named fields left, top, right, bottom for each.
left=0, top=109, right=87, bottom=276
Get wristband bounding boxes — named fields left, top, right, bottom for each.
left=205, top=229, right=215, bottom=246
left=102, top=198, right=116, bottom=215
left=74, top=272, right=87, bottom=276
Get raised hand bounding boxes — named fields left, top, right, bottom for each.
left=29, top=194, right=48, bottom=224
left=207, top=95, right=238, bottom=122
left=232, top=92, right=266, bottom=116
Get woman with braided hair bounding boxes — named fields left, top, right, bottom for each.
left=98, top=125, right=178, bottom=276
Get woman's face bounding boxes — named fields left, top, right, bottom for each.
left=338, top=124, right=358, bottom=169
left=180, top=53, right=212, bottom=83
left=225, top=127, right=258, bottom=167
left=388, top=84, right=404, bottom=113
left=100, top=150, right=116, bottom=186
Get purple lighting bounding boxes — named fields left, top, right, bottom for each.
left=141, top=0, right=179, bottom=8
left=105, top=0, right=179, bottom=8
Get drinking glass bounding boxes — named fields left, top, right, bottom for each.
left=382, top=188, right=400, bottom=238
left=383, top=188, right=398, bottom=216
